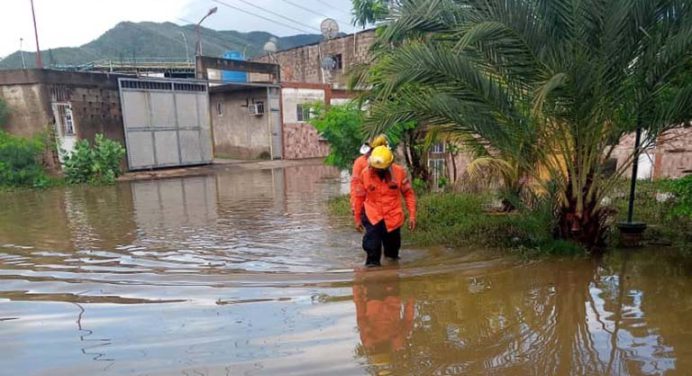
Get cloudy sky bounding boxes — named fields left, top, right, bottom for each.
left=0, top=0, right=356, bottom=58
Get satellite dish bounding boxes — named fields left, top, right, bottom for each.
left=263, top=39, right=277, bottom=54
left=321, top=56, right=336, bottom=70
left=320, top=18, right=339, bottom=40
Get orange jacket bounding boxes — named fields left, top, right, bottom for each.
left=353, top=164, right=417, bottom=232
left=350, top=155, right=369, bottom=210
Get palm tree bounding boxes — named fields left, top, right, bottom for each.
left=357, top=0, right=691, bottom=249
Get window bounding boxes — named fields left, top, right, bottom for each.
left=54, top=104, right=75, bottom=136
left=216, top=102, right=223, bottom=116
left=63, top=108, right=75, bottom=136
left=296, top=104, right=311, bottom=122
left=431, top=142, right=445, bottom=153
left=334, top=54, right=343, bottom=70
left=428, top=158, right=446, bottom=190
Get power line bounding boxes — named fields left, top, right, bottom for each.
left=281, top=0, right=354, bottom=32
left=281, top=0, right=332, bottom=19
left=229, top=0, right=321, bottom=33
left=316, top=0, right=353, bottom=18
left=176, top=17, right=251, bottom=51
left=212, top=0, right=315, bottom=34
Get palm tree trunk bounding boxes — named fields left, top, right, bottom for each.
left=558, top=172, right=610, bottom=250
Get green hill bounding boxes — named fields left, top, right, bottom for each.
left=0, top=21, right=325, bottom=69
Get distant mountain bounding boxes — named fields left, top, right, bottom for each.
left=0, top=21, right=326, bottom=69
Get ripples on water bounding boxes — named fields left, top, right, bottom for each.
left=0, top=162, right=690, bottom=375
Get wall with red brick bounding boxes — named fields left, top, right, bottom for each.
left=281, top=87, right=330, bottom=160
left=252, top=30, right=377, bottom=89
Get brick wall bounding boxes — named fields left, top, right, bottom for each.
left=252, top=30, right=377, bottom=88
left=282, top=123, right=330, bottom=159
left=281, top=87, right=330, bottom=160
left=611, top=127, right=691, bottom=179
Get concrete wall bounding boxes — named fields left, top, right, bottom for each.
left=253, top=30, right=377, bottom=88
left=281, top=87, right=329, bottom=159
left=210, top=87, right=271, bottom=159
left=0, top=83, right=51, bottom=138
left=0, top=70, right=127, bottom=170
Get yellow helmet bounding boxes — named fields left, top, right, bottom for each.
left=369, top=146, right=394, bottom=170
left=370, top=134, right=388, bottom=148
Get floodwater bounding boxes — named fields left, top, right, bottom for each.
left=0, top=161, right=690, bottom=376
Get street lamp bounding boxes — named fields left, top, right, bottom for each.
left=195, top=6, right=217, bottom=57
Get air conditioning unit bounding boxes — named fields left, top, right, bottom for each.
left=248, top=102, right=265, bottom=116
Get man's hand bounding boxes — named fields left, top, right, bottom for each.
left=408, top=219, right=416, bottom=231
left=355, top=222, right=365, bottom=233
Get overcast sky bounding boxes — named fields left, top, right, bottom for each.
left=0, top=0, right=356, bottom=58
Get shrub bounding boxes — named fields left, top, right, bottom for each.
left=664, top=175, right=691, bottom=219
left=0, top=130, right=48, bottom=187
left=310, top=102, right=365, bottom=170
left=63, top=134, right=126, bottom=185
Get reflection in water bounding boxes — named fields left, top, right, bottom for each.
left=354, top=256, right=689, bottom=376
left=353, top=269, right=414, bottom=373
left=0, top=161, right=689, bottom=375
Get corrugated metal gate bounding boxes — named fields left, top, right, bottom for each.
left=119, top=78, right=213, bottom=170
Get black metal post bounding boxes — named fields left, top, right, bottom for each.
left=626, top=127, right=642, bottom=223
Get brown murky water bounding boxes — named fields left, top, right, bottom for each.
left=0, top=161, right=690, bottom=375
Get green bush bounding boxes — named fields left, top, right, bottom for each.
left=63, top=134, right=125, bottom=185
left=610, top=177, right=690, bottom=250
left=664, top=175, right=691, bottom=219
left=0, top=130, right=48, bottom=187
left=310, top=102, right=365, bottom=170
left=309, top=102, right=418, bottom=170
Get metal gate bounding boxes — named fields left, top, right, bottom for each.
left=119, top=78, right=213, bottom=170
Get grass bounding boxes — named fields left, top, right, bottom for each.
left=608, top=178, right=691, bottom=252
left=329, top=177, right=691, bottom=255
left=328, top=192, right=584, bottom=256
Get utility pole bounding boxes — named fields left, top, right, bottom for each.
left=19, top=38, right=27, bottom=69
left=30, top=0, right=43, bottom=68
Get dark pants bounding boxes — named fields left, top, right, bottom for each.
left=362, top=216, right=401, bottom=266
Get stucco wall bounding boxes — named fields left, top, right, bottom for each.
left=210, top=88, right=271, bottom=159
left=281, top=87, right=329, bottom=159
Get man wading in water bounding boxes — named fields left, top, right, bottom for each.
left=353, top=146, right=417, bottom=267
left=350, top=134, right=389, bottom=212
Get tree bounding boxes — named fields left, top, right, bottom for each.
left=358, top=0, right=691, bottom=249
left=352, top=0, right=390, bottom=29
left=309, top=102, right=365, bottom=170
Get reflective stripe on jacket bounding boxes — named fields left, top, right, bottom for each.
left=353, top=164, right=417, bottom=232
left=350, top=155, right=369, bottom=211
